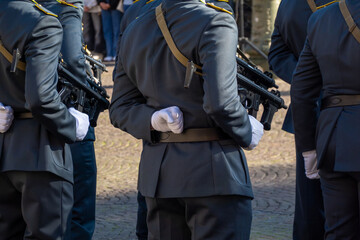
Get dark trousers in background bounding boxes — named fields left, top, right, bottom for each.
left=293, top=149, right=325, bottom=240
left=145, top=195, right=252, bottom=240
left=0, top=171, right=73, bottom=239
left=82, top=11, right=105, bottom=54
left=136, top=191, right=148, bottom=240
left=70, top=140, right=97, bottom=240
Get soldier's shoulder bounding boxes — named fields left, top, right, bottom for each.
left=206, top=0, right=233, bottom=15
left=32, top=0, right=59, bottom=17
left=200, top=0, right=233, bottom=16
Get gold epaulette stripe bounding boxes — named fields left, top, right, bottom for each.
left=32, top=0, right=58, bottom=17
left=133, top=0, right=141, bottom=3
left=317, top=0, right=339, bottom=10
left=146, top=0, right=155, bottom=4
left=206, top=2, right=232, bottom=15
left=56, top=0, right=78, bottom=8
left=216, top=0, right=229, bottom=2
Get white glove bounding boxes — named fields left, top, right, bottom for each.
left=151, top=106, right=183, bottom=134
left=302, top=150, right=320, bottom=179
left=68, top=107, right=90, bottom=141
left=245, top=115, right=264, bottom=150
left=0, top=102, right=14, bottom=133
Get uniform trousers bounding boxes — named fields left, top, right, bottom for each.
left=318, top=130, right=360, bottom=240
left=319, top=169, right=360, bottom=240
left=136, top=191, right=148, bottom=240
left=293, top=144, right=325, bottom=240
left=0, top=171, right=73, bottom=240
left=145, top=195, right=252, bottom=240
left=70, top=140, right=97, bottom=240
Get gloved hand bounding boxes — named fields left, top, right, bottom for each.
left=0, top=102, right=14, bottom=133
left=151, top=106, right=183, bottom=134
left=68, top=107, right=90, bottom=141
left=244, top=115, right=264, bottom=150
left=302, top=150, right=320, bottom=179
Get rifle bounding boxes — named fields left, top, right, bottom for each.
left=236, top=56, right=287, bottom=130
left=57, top=55, right=110, bottom=127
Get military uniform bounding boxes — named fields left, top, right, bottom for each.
left=291, top=0, right=360, bottom=238
left=0, top=0, right=77, bottom=239
left=268, top=1, right=335, bottom=238
left=110, top=0, right=253, bottom=238
left=35, top=1, right=98, bottom=239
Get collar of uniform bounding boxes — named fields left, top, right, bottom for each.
left=161, top=0, right=203, bottom=12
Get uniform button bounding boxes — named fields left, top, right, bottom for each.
left=331, top=97, right=341, bottom=105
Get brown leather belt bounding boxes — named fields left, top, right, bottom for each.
left=14, top=112, right=33, bottom=119
left=321, top=95, right=360, bottom=110
left=155, top=128, right=231, bottom=143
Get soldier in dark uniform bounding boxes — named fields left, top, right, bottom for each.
left=291, top=0, right=360, bottom=238
left=34, top=1, right=98, bottom=239
left=268, top=1, right=336, bottom=239
left=0, top=0, right=89, bottom=239
left=117, top=0, right=243, bottom=239
left=110, top=0, right=264, bottom=238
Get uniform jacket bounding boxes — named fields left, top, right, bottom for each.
left=291, top=0, right=360, bottom=171
left=110, top=0, right=253, bottom=198
left=268, top=0, right=333, bottom=133
left=0, top=0, right=77, bottom=182
left=37, top=0, right=96, bottom=141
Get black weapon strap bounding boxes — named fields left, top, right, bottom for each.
left=339, top=0, right=360, bottom=44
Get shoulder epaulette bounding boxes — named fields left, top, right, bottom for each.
left=205, top=2, right=232, bottom=15
left=146, top=0, right=155, bottom=4
left=56, top=0, right=78, bottom=8
left=133, top=0, right=141, bottom=4
left=31, top=0, right=58, bottom=17
left=317, top=0, right=339, bottom=10
left=307, top=0, right=339, bottom=12
left=215, top=0, right=229, bottom=2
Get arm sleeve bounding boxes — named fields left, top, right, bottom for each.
left=290, top=38, right=322, bottom=152
left=109, top=33, right=155, bottom=142
left=24, top=15, right=76, bottom=143
left=199, top=13, right=252, bottom=147
left=268, top=25, right=298, bottom=84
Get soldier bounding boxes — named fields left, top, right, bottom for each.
left=110, top=0, right=264, bottom=238
left=268, top=0, right=336, bottom=239
left=117, top=0, right=235, bottom=238
left=291, top=0, right=360, bottom=238
left=0, top=0, right=89, bottom=239
left=35, top=0, right=98, bottom=239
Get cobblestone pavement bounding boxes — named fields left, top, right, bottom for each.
left=93, top=62, right=296, bottom=240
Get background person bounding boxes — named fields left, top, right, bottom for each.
left=268, top=0, right=336, bottom=238
left=291, top=0, right=360, bottom=238
left=83, top=0, right=106, bottom=59
left=97, top=0, right=123, bottom=61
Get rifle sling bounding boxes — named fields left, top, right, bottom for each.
left=155, top=4, right=203, bottom=76
left=0, top=40, right=26, bottom=71
left=339, top=0, right=360, bottom=44
left=307, top=0, right=317, bottom=12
